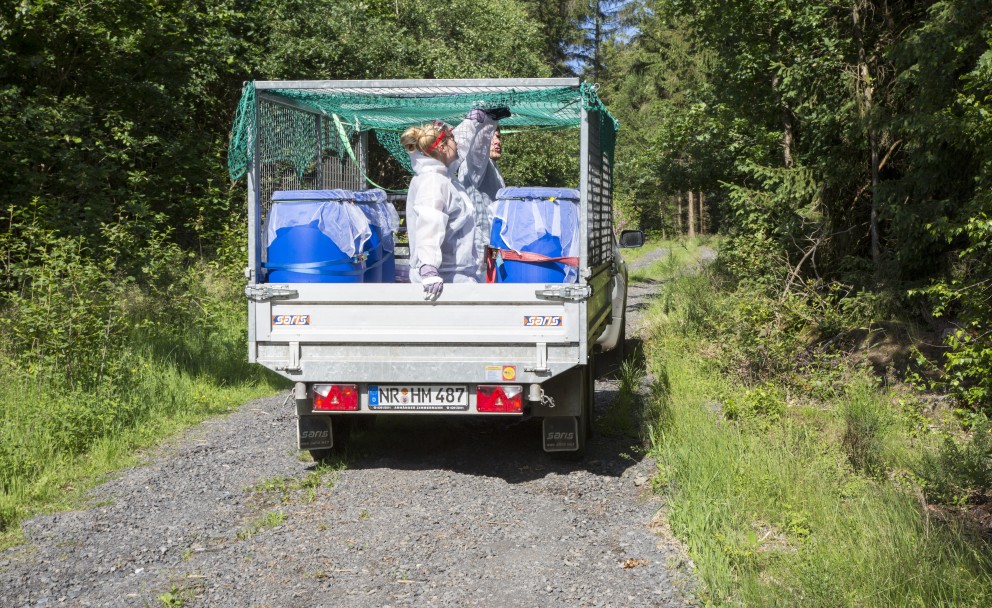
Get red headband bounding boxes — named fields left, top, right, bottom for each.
left=426, top=130, right=447, bottom=153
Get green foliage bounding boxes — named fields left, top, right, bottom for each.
left=602, top=8, right=748, bottom=232
left=0, top=214, right=129, bottom=390
left=0, top=203, right=279, bottom=529
left=721, top=384, right=786, bottom=425
left=603, top=0, right=992, bottom=411
left=917, top=211, right=992, bottom=412
left=517, top=0, right=586, bottom=73
left=945, top=329, right=992, bottom=410
left=724, top=164, right=823, bottom=248
left=237, top=509, right=287, bottom=541
left=715, top=232, right=789, bottom=293
left=0, top=0, right=251, bottom=248
left=643, top=247, right=992, bottom=607
left=251, top=0, right=548, bottom=82
left=498, top=131, right=579, bottom=189
left=917, top=415, right=992, bottom=506
left=598, top=357, right=646, bottom=437
left=842, top=380, right=892, bottom=476
left=158, top=586, right=190, bottom=608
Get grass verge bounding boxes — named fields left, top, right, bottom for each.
left=641, top=243, right=992, bottom=607
left=0, top=315, right=285, bottom=547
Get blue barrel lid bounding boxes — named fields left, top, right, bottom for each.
left=272, top=189, right=351, bottom=201
left=495, top=187, right=580, bottom=201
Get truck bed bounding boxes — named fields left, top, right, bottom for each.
left=249, top=266, right=614, bottom=385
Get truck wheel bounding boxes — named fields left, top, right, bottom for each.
left=309, top=416, right=352, bottom=463
left=598, top=315, right=626, bottom=377
left=614, top=320, right=627, bottom=368
left=585, top=352, right=596, bottom=441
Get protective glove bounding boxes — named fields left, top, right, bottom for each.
left=466, top=108, right=487, bottom=123
left=419, top=264, right=444, bottom=301
left=484, top=106, right=511, bottom=121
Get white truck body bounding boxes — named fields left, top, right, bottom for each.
left=241, top=79, right=628, bottom=455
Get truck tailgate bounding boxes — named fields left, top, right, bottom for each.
left=249, top=283, right=587, bottom=383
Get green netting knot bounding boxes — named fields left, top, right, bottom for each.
left=228, top=81, right=256, bottom=181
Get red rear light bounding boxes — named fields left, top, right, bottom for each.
left=476, top=384, right=523, bottom=413
left=313, top=384, right=359, bottom=411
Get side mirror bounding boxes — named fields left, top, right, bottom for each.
left=618, top=230, right=645, bottom=248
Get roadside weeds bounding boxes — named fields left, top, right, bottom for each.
left=637, top=240, right=992, bottom=607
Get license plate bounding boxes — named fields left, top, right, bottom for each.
left=368, top=385, right=468, bottom=411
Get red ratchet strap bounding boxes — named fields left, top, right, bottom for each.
left=486, top=247, right=579, bottom=283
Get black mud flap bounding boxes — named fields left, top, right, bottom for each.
left=542, top=417, right=579, bottom=452
left=298, top=415, right=333, bottom=450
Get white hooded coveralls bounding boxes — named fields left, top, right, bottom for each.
left=407, top=117, right=499, bottom=284
left=454, top=116, right=504, bottom=281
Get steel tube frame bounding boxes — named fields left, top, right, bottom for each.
left=254, top=78, right=580, bottom=91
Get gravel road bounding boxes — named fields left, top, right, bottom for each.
left=0, top=248, right=700, bottom=608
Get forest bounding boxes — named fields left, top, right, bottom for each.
left=606, top=0, right=992, bottom=410
left=1, top=0, right=990, bottom=604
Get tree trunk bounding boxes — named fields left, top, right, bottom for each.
left=676, top=194, right=683, bottom=235
left=698, top=191, right=706, bottom=234
left=852, top=2, right=881, bottom=271
left=781, top=98, right=795, bottom=168
left=687, top=191, right=696, bottom=238
left=769, top=29, right=795, bottom=167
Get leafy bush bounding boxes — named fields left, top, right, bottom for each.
left=0, top=213, right=130, bottom=390
left=0, top=208, right=271, bottom=508
left=716, top=232, right=789, bottom=294
left=945, top=329, right=992, bottom=413
left=917, top=415, right=992, bottom=506
left=721, top=383, right=786, bottom=425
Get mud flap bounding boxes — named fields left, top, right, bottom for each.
left=298, top=415, right=333, bottom=450
left=543, top=416, right=579, bottom=452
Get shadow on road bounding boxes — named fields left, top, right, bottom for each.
left=330, top=413, right=648, bottom=485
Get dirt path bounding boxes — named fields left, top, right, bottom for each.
left=0, top=247, right=701, bottom=608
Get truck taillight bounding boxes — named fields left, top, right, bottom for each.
left=476, top=385, right=523, bottom=413
left=313, top=384, right=359, bottom=411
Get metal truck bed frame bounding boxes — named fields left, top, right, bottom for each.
left=245, top=79, right=614, bottom=390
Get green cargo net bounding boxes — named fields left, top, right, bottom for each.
left=227, top=81, right=618, bottom=183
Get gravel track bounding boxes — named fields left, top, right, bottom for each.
left=0, top=247, right=701, bottom=608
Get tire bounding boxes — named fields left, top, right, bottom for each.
left=599, top=315, right=626, bottom=378
left=585, top=352, right=596, bottom=441
left=309, top=416, right=352, bottom=463
left=614, top=320, right=627, bottom=368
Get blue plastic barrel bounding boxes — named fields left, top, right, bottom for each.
left=264, top=190, right=368, bottom=283
left=490, top=187, right=580, bottom=283
left=352, top=190, right=390, bottom=283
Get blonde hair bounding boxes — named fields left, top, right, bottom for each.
left=401, top=123, right=449, bottom=159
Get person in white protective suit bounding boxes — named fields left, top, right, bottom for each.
left=401, top=110, right=507, bottom=300
left=453, top=108, right=509, bottom=281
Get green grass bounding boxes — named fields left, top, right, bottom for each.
left=246, top=460, right=344, bottom=505
left=236, top=508, right=287, bottom=541
left=598, top=357, right=646, bottom=437
left=640, top=244, right=992, bottom=607
left=628, top=236, right=716, bottom=283
left=0, top=311, right=285, bottom=545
